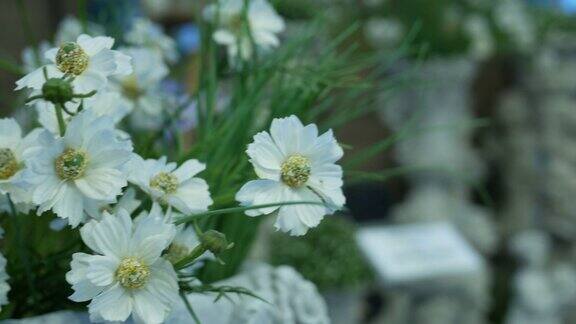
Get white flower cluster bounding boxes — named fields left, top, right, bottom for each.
left=0, top=1, right=344, bottom=322
left=171, top=263, right=330, bottom=323
left=204, top=0, right=285, bottom=62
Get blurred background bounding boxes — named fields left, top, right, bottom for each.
left=2, top=0, right=576, bottom=323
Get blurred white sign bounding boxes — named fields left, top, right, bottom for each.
left=357, top=222, right=484, bottom=284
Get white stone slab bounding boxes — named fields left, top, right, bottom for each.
left=357, top=222, right=484, bottom=285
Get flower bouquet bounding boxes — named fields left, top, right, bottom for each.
left=0, top=0, right=406, bottom=322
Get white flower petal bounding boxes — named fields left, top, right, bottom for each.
left=137, top=94, right=164, bottom=116
left=89, top=149, right=133, bottom=169
left=270, top=115, right=305, bottom=156
left=0, top=118, right=22, bottom=146
left=308, top=163, right=345, bottom=209
left=86, top=255, right=119, bottom=286
left=89, top=50, right=117, bottom=75
left=31, top=174, right=63, bottom=205
left=121, top=47, right=167, bottom=85
left=308, top=129, right=343, bottom=164
left=26, top=142, right=62, bottom=176
left=44, top=48, right=58, bottom=63
left=133, top=288, right=168, bottom=324
left=115, top=187, right=141, bottom=214
left=235, top=179, right=287, bottom=216
left=69, top=279, right=106, bottom=302
left=88, top=283, right=133, bottom=322
left=74, top=71, right=107, bottom=93
left=274, top=188, right=325, bottom=236
left=250, top=0, right=286, bottom=33
left=80, top=210, right=131, bottom=258
left=15, top=65, right=63, bottom=90
left=131, top=208, right=176, bottom=264
left=172, top=159, right=205, bottom=182
left=253, top=30, right=280, bottom=48
left=167, top=178, right=212, bottom=214
left=67, top=252, right=91, bottom=284
left=75, top=168, right=126, bottom=201
left=16, top=127, right=44, bottom=157
left=52, top=183, right=86, bottom=227
left=247, top=131, right=284, bottom=180
left=112, top=51, right=133, bottom=76
left=213, top=30, right=237, bottom=45
left=77, top=35, right=114, bottom=56
left=147, top=259, right=179, bottom=304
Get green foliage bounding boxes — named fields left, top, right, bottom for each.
left=269, top=215, right=373, bottom=291
left=390, top=0, right=471, bottom=58
left=0, top=210, right=84, bottom=319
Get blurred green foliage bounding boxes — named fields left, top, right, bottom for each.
left=269, top=215, right=373, bottom=291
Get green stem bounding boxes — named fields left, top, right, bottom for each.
left=182, top=284, right=269, bottom=304
left=205, top=40, right=217, bottom=133
left=55, top=103, right=67, bottom=136
left=180, top=291, right=202, bottom=324
left=72, top=90, right=97, bottom=99
left=78, top=0, right=88, bottom=33
left=59, top=104, right=77, bottom=116
left=174, top=201, right=325, bottom=225
left=24, top=94, right=44, bottom=104
left=242, top=0, right=258, bottom=62
left=174, top=245, right=207, bottom=270
left=192, top=220, right=202, bottom=236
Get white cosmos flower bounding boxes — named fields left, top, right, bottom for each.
left=109, top=47, right=168, bottom=128
left=129, top=156, right=213, bottom=215
left=16, top=34, right=132, bottom=94
left=204, top=0, right=285, bottom=61
left=0, top=253, right=9, bottom=311
left=36, top=90, right=132, bottom=136
left=236, top=115, right=345, bottom=236
left=0, top=118, right=42, bottom=205
left=67, top=205, right=179, bottom=324
left=22, top=110, right=133, bottom=227
left=125, top=18, right=179, bottom=64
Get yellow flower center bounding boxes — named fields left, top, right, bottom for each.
left=165, top=244, right=190, bottom=264
left=55, top=148, right=89, bottom=180
left=121, top=76, right=143, bottom=100
left=116, top=257, right=150, bottom=289
left=56, top=42, right=89, bottom=75
left=0, top=148, right=19, bottom=180
left=150, top=172, right=179, bottom=195
left=281, top=154, right=311, bottom=188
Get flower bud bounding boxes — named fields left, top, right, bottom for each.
left=41, top=78, right=73, bottom=105
left=200, top=230, right=234, bottom=255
